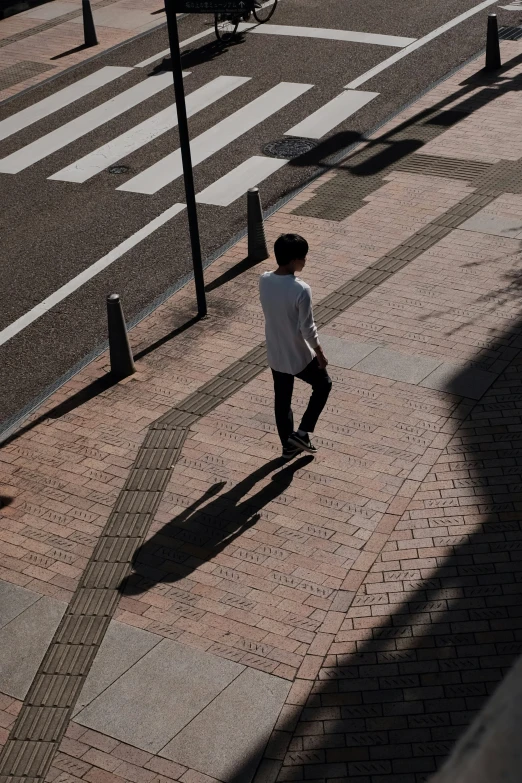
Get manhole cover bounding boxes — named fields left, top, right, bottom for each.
left=263, top=138, right=318, bottom=160
left=108, top=165, right=130, bottom=174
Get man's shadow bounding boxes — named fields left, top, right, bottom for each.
left=122, top=454, right=313, bottom=596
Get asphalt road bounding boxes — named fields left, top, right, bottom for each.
left=0, top=0, right=519, bottom=427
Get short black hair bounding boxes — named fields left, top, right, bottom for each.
left=274, top=233, right=309, bottom=266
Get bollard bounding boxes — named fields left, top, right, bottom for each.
left=107, top=294, right=135, bottom=380
left=247, top=188, right=269, bottom=262
left=485, top=13, right=501, bottom=71
left=82, top=0, right=98, bottom=47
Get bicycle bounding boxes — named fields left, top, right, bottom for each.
left=214, top=0, right=278, bottom=42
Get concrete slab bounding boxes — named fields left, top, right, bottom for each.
left=70, top=8, right=161, bottom=29
left=0, top=595, right=66, bottom=699
left=74, top=620, right=162, bottom=714
left=353, top=347, right=442, bottom=384
left=459, top=212, right=522, bottom=239
left=75, top=639, right=244, bottom=753
left=0, top=579, right=41, bottom=629
left=420, top=363, right=497, bottom=400
left=25, top=2, right=77, bottom=19
left=320, top=334, right=380, bottom=369
left=161, top=667, right=290, bottom=783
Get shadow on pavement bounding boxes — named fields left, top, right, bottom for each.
left=205, top=255, right=265, bottom=292
left=248, top=321, right=522, bottom=779
left=123, top=454, right=313, bottom=596
left=150, top=35, right=246, bottom=74
left=129, top=264, right=522, bottom=778
left=286, top=52, right=522, bottom=177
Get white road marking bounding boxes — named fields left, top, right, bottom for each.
left=196, top=155, right=287, bottom=206
left=132, top=1, right=289, bottom=68
left=134, top=29, right=212, bottom=68
left=0, top=72, right=188, bottom=174
left=499, top=3, right=522, bottom=8
left=0, top=66, right=131, bottom=143
left=0, top=204, right=186, bottom=348
left=237, top=23, right=415, bottom=48
left=345, top=0, right=500, bottom=88
left=50, top=75, right=250, bottom=183
left=118, top=81, right=312, bottom=195
left=285, top=89, right=379, bottom=139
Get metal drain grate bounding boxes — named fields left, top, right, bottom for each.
left=499, top=26, right=522, bottom=40
left=263, top=138, right=318, bottom=159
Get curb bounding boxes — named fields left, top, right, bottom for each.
left=0, top=41, right=488, bottom=444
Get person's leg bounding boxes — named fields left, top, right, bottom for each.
left=271, top=369, right=295, bottom=447
left=295, top=358, right=332, bottom=434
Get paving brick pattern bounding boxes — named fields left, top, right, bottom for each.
left=0, top=0, right=166, bottom=103
left=2, top=38, right=522, bottom=783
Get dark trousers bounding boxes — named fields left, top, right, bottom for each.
left=271, top=358, right=332, bottom=447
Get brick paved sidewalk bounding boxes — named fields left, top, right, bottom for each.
left=0, top=0, right=166, bottom=103
left=2, top=36, right=522, bottom=783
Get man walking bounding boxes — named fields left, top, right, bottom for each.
left=259, top=233, right=332, bottom=460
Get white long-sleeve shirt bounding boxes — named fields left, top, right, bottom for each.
left=259, top=271, right=320, bottom=375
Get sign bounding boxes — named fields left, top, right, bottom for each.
left=175, top=0, right=255, bottom=12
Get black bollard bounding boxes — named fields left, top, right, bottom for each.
left=485, top=13, right=501, bottom=71
left=107, top=294, right=135, bottom=380
left=82, top=0, right=98, bottom=48
left=247, top=188, right=269, bottom=262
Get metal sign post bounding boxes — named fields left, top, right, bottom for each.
left=164, top=0, right=207, bottom=317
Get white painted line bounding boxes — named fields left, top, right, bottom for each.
left=0, top=66, right=131, bottom=143
left=134, top=29, right=212, bottom=68
left=237, top=23, right=415, bottom=48
left=196, top=155, right=287, bottom=206
left=0, top=204, right=186, bottom=348
left=133, top=0, right=276, bottom=68
left=345, top=0, right=500, bottom=88
left=285, top=89, right=379, bottom=139
left=0, top=72, right=187, bottom=174
left=50, top=75, right=250, bottom=183
left=118, top=81, right=312, bottom=195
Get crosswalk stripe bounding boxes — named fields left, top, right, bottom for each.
left=50, top=75, right=250, bottom=184
left=285, top=89, right=379, bottom=139
left=118, top=81, right=312, bottom=195
left=0, top=72, right=185, bottom=174
left=236, top=23, right=416, bottom=48
left=0, top=203, right=187, bottom=348
left=196, top=155, right=287, bottom=206
left=0, top=66, right=131, bottom=143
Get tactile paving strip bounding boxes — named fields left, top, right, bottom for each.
left=0, top=0, right=123, bottom=49
left=0, top=62, right=55, bottom=91
left=293, top=110, right=487, bottom=221
left=395, top=153, right=491, bottom=181
left=0, top=150, right=511, bottom=783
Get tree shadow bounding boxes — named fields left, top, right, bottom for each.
left=122, top=454, right=314, bottom=596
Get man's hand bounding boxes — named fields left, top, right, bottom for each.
left=315, top=346, right=328, bottom=369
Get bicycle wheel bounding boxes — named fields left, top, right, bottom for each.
left=253, top=0, right=277, bottom=23
left=215, top=13, right=239, bottom=41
